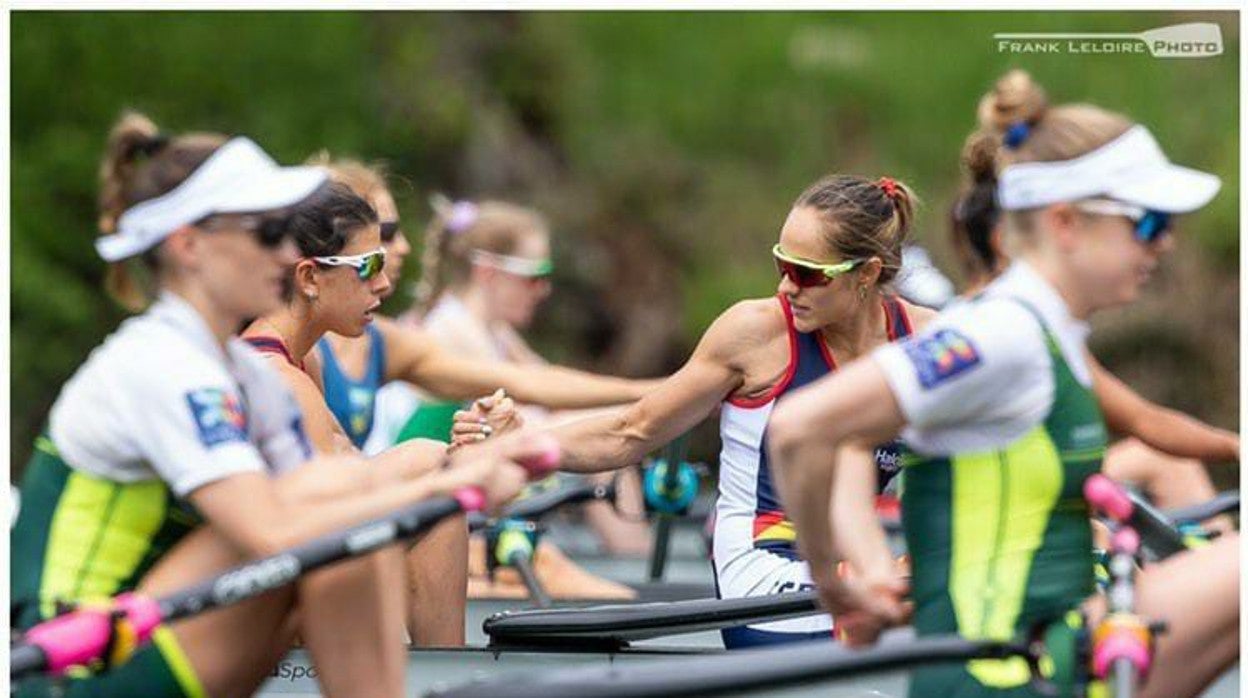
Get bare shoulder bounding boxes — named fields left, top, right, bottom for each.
left=697, top=296, right=788, bottom=369
left=898, top=299, right=940, bottom=333
left=708, top=297, right=786, bottom=342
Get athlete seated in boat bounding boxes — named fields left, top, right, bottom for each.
left=241, top=178, right=659, bottom=640
left=949, top=71, right=1238, bottom=537
left=9, top=113, right=539, bottom=698
left=305, top=160, right=638, bottom=600
left=393, top=195, right=650, bottom=559
left=769, top=71, right=1239, bottom=698
left=454, top=173, right=939, bottom=648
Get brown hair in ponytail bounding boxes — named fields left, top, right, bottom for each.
left=793, top=174, right=917, bottom=288
left=97, top=111, right=227, bottom=310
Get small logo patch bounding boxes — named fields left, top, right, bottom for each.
left=902, top=329, right=982, bottom=389
left=186, top=388, right=249, bottom=447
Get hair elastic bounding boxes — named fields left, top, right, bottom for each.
left=446, top=201, right=480, bottom=234
left=1004, top=121, right=1031, bottom=150
left=877, top=177, right=900, bottom=201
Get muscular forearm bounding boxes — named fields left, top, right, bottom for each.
left=768, top=423, right=841, bottom=584
left=1129, top=406, right=1239, bottom=462
left=505, top=366, right=660, bottom=409
left=548, top=410, right=654, bottom=474
left=832, top=489, right=894, bottom=580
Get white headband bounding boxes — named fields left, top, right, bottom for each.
left=998, top=125, right=1220, bottom=213
left=97, top=137, right=327, bottom=262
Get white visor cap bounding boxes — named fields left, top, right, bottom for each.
left=998, top=125, right=1221, bottom=214
left=97, top=137, right=328, bottom=262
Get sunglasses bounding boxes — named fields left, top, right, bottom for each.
left=312, top=247, right=387, bottom=280
left=771, top=244, right=866, bottom=288
left=379, top=220, right=402, bottom=243
left=1075, top=199, right=1172, bottom=245
left=197, top=212, right=292, bottom=249
left=471, top=250, right=554, bottom=279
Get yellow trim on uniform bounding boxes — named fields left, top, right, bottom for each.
left=952, top=426, right=1064, bottom=688
left=754, top=520, right=797, bottom=543
left=39, top=473, right=167, bottom=618
left=153, top=626, right=208, bottom=698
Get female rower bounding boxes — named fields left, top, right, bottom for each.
left=769, top=74, right=1239, bottom=698
left=454, top=173, right=938, bottom=647
left=9, top=113, right=536, bottom=698
left=950, top=72, right=1238, bottom=533
left=241, top=176, right=659, bottom=632
left=399, top=196, right=650, bottom=557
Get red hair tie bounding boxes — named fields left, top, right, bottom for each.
left=877, top=177, right=899, bottom=201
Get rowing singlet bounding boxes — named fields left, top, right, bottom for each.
left=12, top=292, right=312, bottom=627
left=317, top=325, right=387, bottom=449
left=713, top=296, right=911, bottom=646
left=873, top=261, right=1105, bottom=697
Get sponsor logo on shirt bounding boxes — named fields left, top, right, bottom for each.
left=901, top=329, right=982, bottom=389
left=186, top=388, right=249, bottom=447
left=1070, top=422, right=1108, bottom=449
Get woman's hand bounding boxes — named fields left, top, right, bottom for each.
left=450, top=389, right=525, bottom=451
left=816, top=566, right=910, bottom=648
left=436, top=430, right=558, bottom=511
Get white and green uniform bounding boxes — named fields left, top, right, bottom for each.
left=872, top=261, right=1105, bottom=697
left=11, top=292, right=311, bottom=697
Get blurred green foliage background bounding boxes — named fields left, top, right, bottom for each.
left=11, top=11, right=1239, bottom=475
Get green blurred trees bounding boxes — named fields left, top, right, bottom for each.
left=11, top=11, right=1239, bottom=472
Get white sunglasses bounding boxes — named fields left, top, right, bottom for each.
left=310, top=247, right=387, bottom=280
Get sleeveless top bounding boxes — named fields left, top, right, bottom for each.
left=13, top=294, right=310, bottom=627
left=713, top=295, right=913, bottom=568
left=900, top=298, right=1104, bottom=692
left=316, top=325, right=387, bottom=449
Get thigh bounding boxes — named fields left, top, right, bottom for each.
left=1134, top=534, right=1239, bottom=698
left=138, top=527, right=296, bottom=698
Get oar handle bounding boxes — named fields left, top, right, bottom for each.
left=11, top=441, right=561, bottom=684
left=11, top=593, right=161, bottom=680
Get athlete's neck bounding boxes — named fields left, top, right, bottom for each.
left=817, top=294, right=888, bottom=362
left=250, top=305, right=326, bottom=363
left=1020, top=255, right=1094, bottom=320
left=457, top=286, right=498, bottom=327
left=161, top=284, right=245, bottom=349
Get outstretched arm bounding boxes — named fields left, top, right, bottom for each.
left=376, top=317, right=660, bottom=409
left=545, top=301, right=765, bottom=473
left=1091, top=355, right=1238, bottom=462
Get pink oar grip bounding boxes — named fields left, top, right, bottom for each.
left=24, top=608, right=113, bottom=675
left=1085, top=474, right=1134, bottom=523
left=1111, top=527, right=1141, bottom=556
left=453, top=487, right=487, bottom=513
left=113, top=593, right=162, bottom=646
left=515, top=434, right=561, bottom=477
left=1093, top=631, right=1152, bottom=678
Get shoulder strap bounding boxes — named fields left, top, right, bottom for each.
left=993, top=296, right=1062, bottom=358
left=245, top=336, right=306, bottom=373
left=366, top=324, right=387, bottom=385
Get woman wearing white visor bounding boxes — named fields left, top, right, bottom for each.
left=768, top=79, right=1237, bottom=698
left=10, top=112, right=536, bottom=698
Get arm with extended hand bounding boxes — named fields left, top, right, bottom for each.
left=1092, top=355, right=1238, bottom=462
left=546, top=304, right=752, bottom=473
left=378, top=317, right=661, bottom=409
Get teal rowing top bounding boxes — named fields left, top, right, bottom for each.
left=318, top=324, right=386, bottom=449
